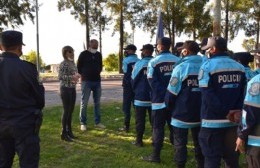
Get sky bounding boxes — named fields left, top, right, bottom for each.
left=8, top=0, right=246, bottom=65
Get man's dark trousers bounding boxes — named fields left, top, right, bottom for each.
left=199, top=126, right=239, bottom=168
left=173, top=126, right=204, bottom=167
left=151, top=108, right=173, bottom=156
left=0, top=124, right=40, bottom=168
left=135, top=106, right=152, bottom=143
left=122, top=85, right=134, bottom=129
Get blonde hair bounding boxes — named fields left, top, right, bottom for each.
left=62, top=46, right=74, bottom=59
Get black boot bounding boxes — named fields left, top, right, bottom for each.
left=67, top=130, right=77, bottom=139
left=142, top=152, right=161, bottom=163
left=61, top=131, right=73, bottom=142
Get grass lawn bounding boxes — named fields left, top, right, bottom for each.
left=13, top=102, right=246, bottom=168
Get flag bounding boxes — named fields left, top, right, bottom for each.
left=156, top=10, right=164, bottom=44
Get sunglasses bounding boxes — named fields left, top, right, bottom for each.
left=67, top=50, right=74, bottom=53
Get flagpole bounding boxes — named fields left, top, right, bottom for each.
left=36, top=0, right=40, bottom=72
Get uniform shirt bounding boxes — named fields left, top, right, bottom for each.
left=131, top=56, right=153, bottom=107
left=254, top=68, right=260, bottom=75
left=59, top=59, right=78, bottom=88
left=238, top=74, right=260, bottom=147
left=77, top=50, right=102, bottom=82
left=147, top=51, right=180, bottom=110
left=122, top=54, right=139, bottom=87
left=0, top=52, right=45, bottom=125
left=199, top=53, right=246, bottom=128
left=245, top=66, right=256, bottom=82
left=166, top=55, right=202, bottom=128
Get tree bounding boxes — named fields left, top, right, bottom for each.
left=242, top=38, right=257, bottom=51
left=22, top=50, right=44, bottom=68
left=183, top=0, right=212, bottom=40
left=103, top=53, right=119, bottom=72
left=213, top=0, right=221, bottom=36
left=0, top=0, right=35, bottom=31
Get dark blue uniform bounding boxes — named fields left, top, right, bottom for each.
left=166, top=55, right=204, bottom=167
left=131, top=56, right=153, bottom=145
left=147, top=51, right=180, bottom=157
left=238, top=74, right=260, bottom=168
left=122, top=54, right=139, bottom=130
left=0, top=52, right=45, bottom=168
left=198, top=53, right=246, bottom=168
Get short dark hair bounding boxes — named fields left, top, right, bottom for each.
left=62, top=46, right=74, bottom=60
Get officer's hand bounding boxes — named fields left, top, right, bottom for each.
left=235, top=137, right=245, bottom=153
left=226, top=110, right=242, bottom=123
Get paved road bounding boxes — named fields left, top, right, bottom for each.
left=44, top=80, right=123, bottom=107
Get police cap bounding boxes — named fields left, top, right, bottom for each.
left=123, top=44, right=137, bottom=51
left=157, top=37, right=171, bottom=46
left=0, top=30, right=25, bottom=47
left=201, top=36, right=227, bottom=51
left=233, top=52, right=254, bottom=63
left=178, top=40, right=200, bottom=54
left=140, top=44, right=154, bottom=52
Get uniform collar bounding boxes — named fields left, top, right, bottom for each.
left=210, top=52, right=229, bottom=58
left=1, top=52, right=20, bottom=58
left=127, top=54, right=137, bottom=57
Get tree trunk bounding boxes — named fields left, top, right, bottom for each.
left=85, top=0, right=90, bottom=49
left=213, top=0, right=221, bottom=36
left=171, top=0, right=175, bottom=51
left=256, top=19, right=259, bottom=49
left=225, top=0, right=229, bottom=45
left=99, top=22, right=102, bottom=56
left=119, top=0, right=124, bottom=74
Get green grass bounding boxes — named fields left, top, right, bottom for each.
left=12, top=102, right=246, bottom=168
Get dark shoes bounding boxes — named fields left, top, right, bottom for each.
left=61, top=133, right=73, bottom=142
left=118, top=126, right=129, bottom=132
left=131, top=141, right=143, bottom=147
left=142, top=154, right=161, bottom=163
left=68, top=131, right=77, bottom=139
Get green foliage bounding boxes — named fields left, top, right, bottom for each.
left=242, top=38, right=257, bottom=51
left=22, top=50, right=44, bottom=67
left=0, top=0, right=35, bottom=30
left=103, top=53, right=119, bottom=71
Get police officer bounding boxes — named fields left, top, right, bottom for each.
left=166, top=41, right=204, bottom=168
left=142, top=37, right=180, bottom=163
left=198, top=36, right=246, bottom=168
left=236, top=74, right=260, bottom=168
left=131, top=44, right=154, bottom=146
left=119, top=44, right=140, bottom=132
left=0, top=30, right=45, bottom=167
left=233, top=52, right=256, bottom=81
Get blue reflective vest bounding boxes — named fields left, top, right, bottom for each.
left=238, top=74, right=260, bottom=147
left=199, top=53, right=246, bottom=128
left=147, top=51, right=180, bottom=110
left=122, top=54, right=140, bottom=87
left=131, top=56, right=153, bottom=107
left=166, top=55, right=202, bottom=128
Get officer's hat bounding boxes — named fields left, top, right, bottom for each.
left=201, top=36, right=227, bottom=51
left=233, top=52, right=254, bottom=65
left=140, top=44, right=154, bottom=52
left=178, top=40, right=200, bottom=54
left=0, top=30, right=25, bottom=47
left=157, top=37, right=171, bottom=46
left=124, top=44, right=137, bottom=51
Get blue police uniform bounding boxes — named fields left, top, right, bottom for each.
left=122, top=54, right=140, bottom=130
left=245, top=66, right=256, bottom=82
left=166, top=55, right=204, bottom=167
left=198, top=53, right=246, bottom=168
left=255, top=68, right=260, bottom=75
left=147, top=51, right=180, bottom=156
left=131, top=56, right=153, bottom=144
left=0, top=52, right=45, bottom=168
left=238, top=74, right=260, bottom=168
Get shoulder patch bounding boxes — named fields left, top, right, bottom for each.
left=170, top=77, right=178, bottom=86
left=249, top=82, right=260, bottom=96
left=198, top=69, right=204, bottom=80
